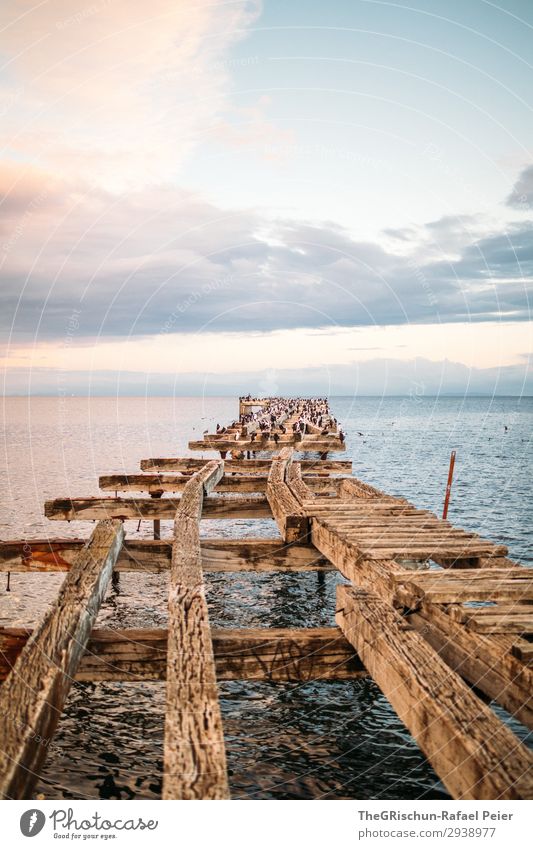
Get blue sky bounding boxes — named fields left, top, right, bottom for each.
left=0, top=0, right=531, bottom=394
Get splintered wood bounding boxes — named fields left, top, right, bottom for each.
left=0, top=520, right=124, bottom=799
left=336, top=585, right=533, bottom=800
left=163, top=460, right=229, bottom=800
left=1, top=395, right=531, bottom=802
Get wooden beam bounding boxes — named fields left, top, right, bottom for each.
left=188, top=438, right=346, bottom=453
left=0, top=537, right=333, bottom=573
left=394, top=568, right=533, bottom=606
left=311, top=517, right=401, bottom=597
left=140, top=457, right=352, bottom=474
left=200, top=539, right=332, bottom=571
left=447, top=604, right=533, bottom=634
left=336, top=584, right=533, bottom=800
left=407, top=604, right=533, bottom=730
left=0, top=626, right=365, bottom=683
left=0, top=520, right=124, bottom=800
left=286, top=461, right=316, bottom=505
left=44, top=495, right=271, bottom=521
left=99, top=472, right=340, bottom=495
left=511, top=639, right=533, bottom=665
left=266, top=449, right=309, bottom=543
left=163, top=460, right=229, bottom=800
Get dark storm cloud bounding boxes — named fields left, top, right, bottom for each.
left=1, top=171, right=531, bottom=341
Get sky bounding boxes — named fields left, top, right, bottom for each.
left=0, top=0, right=532, bottom=396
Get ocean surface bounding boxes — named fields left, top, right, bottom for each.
left=1, top=395, right=531, bottom=800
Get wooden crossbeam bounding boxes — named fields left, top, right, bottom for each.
left=188, top=438, right=346, bottom=452
left=266, top=449, right=309, bottom=543
left=99, top=472, right=341, bottom=495
left=0, top=538, right=333, bottom=573
left=311, top=517, right=402, bottom=597
left=407, top=604, right=533, bottom=730
left=200, top=539, right=332, bottom=571
left=44, top=495, right=271, bottom=521
left=0, top=520, right=124, bottom=800
left=0, top=626, right=365, bottom=683
left=395, top=568, right=533, bottom=606
left=163, top=460, right=229, bottom=800
left=140, top=458, right=352, bottom=474
left=447, top=604, right=533, bottom=634
left=336, top=585, right=533, bottom=800
left=511, top=639, right=533, bottom=665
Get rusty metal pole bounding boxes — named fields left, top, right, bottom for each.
left=442, top=450, right=456, bottom=520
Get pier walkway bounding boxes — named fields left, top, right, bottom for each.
left=0, top=397, right=531, bottom=800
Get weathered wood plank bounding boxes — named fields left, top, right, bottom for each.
left=395, top=568, right=533, bottom=606
left=448, top=605, right=533, bottom=634
left=266, top=449, right=309, bottom=543
left=286, top=461, right=316, bottom=505
left=44, top=495, right=271, bottom=521
left=200, top=539, right=332, bottom=571
left=140, top=458, right=352, bottom=474
left=311, top=517, right=402, bottom=597
left=336, top=585, right=533, bottom=799
left=99, top=473, right=340, bottom=495
left=163, top=460, right=229, bottom=800
left=0, top=627, right=365, bottom=683
left=407, top=604, right=533, bottom=730
left=0, top=520, right=124, bottom=800
left=511, top=639, right=533, bottom=665
left=188, top=438, right=346, bottom=452
left=0, top=538, right=333, bottom=573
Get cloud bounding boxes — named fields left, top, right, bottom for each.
left=0, top=167, right=532, bottom=342
left=506, top=164, right=533, bottom=210
left=0, top=0, right=262, bottom=188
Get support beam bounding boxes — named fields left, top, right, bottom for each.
left=311, top=518, right=401, bottom=597
left=188, top=437, right=346, bottom=453
left=407, top=604, right=533, bottom=730
left=0, top=538, right=333, bottom=573
left=266, top=449, right=309, bottom=543
left=286, top=461, right=316, bottom=505
left=0, top=520, right=124, bottom=800
left=336, top=585, right=533, bottom=800
left=163, top=460, right=229, bottom=800
left=0, top=626, right=365, bottom=683
left=140, top=458, right=352, bottom=474
left=99, top=472, right=341, bottom=495
left=44, top=495, right=271, bottom=521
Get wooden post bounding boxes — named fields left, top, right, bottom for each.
left=442, top=449, right=456, bottom=519
left=151, top=490, right=163, bottom=540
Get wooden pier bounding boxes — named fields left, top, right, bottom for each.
left=0, top=396, right=532, bottom=800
